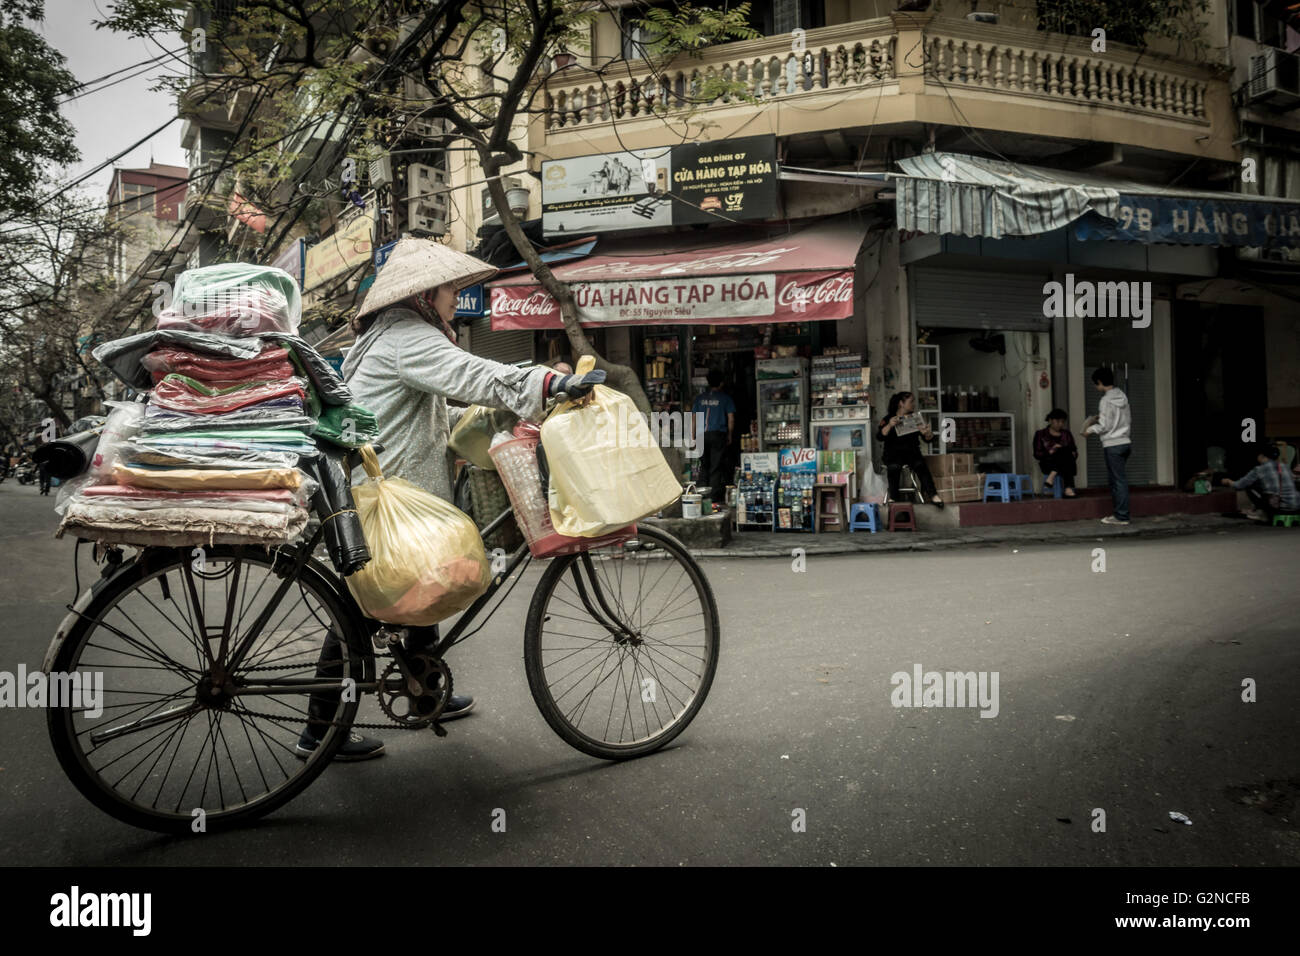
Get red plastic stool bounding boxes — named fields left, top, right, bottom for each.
left=888, top=502, right=916, bottom=532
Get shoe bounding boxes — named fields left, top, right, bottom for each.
left=295, top=729, right=386, bottom=761
left=439, top=694, right=475, bottom=721
left=1063, top=489, right=1077, bottom=498
left=1100, top=515, right=1130, bottom=526
left=931, top=496, right=944, bottom=510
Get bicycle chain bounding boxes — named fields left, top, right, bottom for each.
left=235, top=652, right=436, bottom=731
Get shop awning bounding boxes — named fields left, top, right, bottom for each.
left=488, top=218, right=871, bottom=330
left=895, top=152, right=1300, bottom=248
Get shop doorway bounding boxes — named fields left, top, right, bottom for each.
left=1172, top=302, right=1266, bottom=484
left=1083, top=318, right=1157, bottom=487
left=925, top=327, right=1053, bottom=474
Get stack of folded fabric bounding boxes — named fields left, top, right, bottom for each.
left=57, top=262, right=377, bottom=549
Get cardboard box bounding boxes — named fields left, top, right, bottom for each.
left=938, top=473, right=981, bottom=492
left=924, top=453, right=975, bottom=476
left=937, top=486, right=982, bottom=503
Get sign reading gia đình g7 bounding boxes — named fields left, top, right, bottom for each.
left=304, top=208, right=375, bottom=291
left=490, top=272, right=852, bottom=328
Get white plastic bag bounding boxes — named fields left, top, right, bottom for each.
left=540, top=356, right=682, bottom=537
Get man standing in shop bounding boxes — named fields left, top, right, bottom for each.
left=693, top=369, right=735, bottom=494
left=1082, top=366, right=1133, bottom=525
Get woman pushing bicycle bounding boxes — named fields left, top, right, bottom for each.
left=299, top=238, right=605, bottom=760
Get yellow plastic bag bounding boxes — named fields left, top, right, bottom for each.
left=346, top=445, right=491, bottom=625
left=448, top=405, right=518, bottom=471
left=541, top=356, right=682, bottom=537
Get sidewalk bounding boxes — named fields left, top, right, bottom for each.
left=668, top=512, right=1267, bottom=558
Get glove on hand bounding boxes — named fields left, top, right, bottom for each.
left=549, top=369, right=606, bottom=399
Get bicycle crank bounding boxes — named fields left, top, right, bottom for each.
left=377, top=652, right=452, bottom=732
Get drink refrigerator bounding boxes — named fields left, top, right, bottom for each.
left=811, top=404, right=874, bottom=500
left=756, top=357, right=807, bottom=451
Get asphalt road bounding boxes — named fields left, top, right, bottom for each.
left=1, top=478, right=1297, bottom=865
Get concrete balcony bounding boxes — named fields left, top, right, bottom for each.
left=538, top=13, right=1233, bottom=163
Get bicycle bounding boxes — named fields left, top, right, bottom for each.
left=44, top=445, right=719, bottom=833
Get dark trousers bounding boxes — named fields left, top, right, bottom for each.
left=1103, top=443, right=1131, bottom=521
left=1244, top=486, right=1297, bottom=520
left=1037, top=450, right=1077, bottom=489
left=306, top=622, right=441, bottom=738
left=38, top=467, right=51, bottom=495
left=885, top=454, right=938, bottom=501
left=702, top=431, right=729, bottom=493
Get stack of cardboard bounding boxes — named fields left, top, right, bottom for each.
left=924, top=453, right=981, bottom=503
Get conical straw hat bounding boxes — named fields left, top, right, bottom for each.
left=357, top=237, right=499, bottom=317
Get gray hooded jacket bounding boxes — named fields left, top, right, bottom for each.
left=342, top=307, right=549, bottom=501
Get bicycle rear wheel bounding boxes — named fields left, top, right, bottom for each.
left=523, top=524, right=719, bottom=760
left=46, top=546, right=371, bottom=833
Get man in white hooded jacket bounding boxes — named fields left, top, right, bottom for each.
left=1082, top=366, right=1133, bottom=525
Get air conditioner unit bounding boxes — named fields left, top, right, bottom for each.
left=408, top=163, right=448, bottom=201
left=1248, top=49, right=1300, bottom=107
left=408, top=199, right=448, bottom=236
left=410, top=115, right=449, bottom=141
left=408, top=163, right=449, bottom=235
left=369, top=154, right=393, bottom=188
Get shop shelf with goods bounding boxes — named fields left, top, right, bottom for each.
left=914, top=343, right=941, bottom=437
left=734, top=452, right=779, bottom=531
left=939, top=412, right=1016, bottom=473
left=757, top=357, right=807, bottom=451
left=810, top=348, right=872, bottom=500
left=640, top=329, right=686, bottom=415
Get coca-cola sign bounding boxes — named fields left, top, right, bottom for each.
left=490, top=270, right=853, bottom=331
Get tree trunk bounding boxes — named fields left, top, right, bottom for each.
left=483, top=171, right=652, bottom=416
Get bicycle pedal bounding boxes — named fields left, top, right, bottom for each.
left=371, top=626, right=407, bottom=650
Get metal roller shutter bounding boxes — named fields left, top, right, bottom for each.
left=912, top=267, right=1052, bottom=332
left=468, top=315, right=534, bottom=365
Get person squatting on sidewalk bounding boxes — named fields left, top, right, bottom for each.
left=1221, top=443, right=1299, bottom=521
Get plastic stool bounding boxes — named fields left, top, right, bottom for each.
left=814, top=484, right=848, bottom=533
left=848, top=503, right=879, bottom=533
left=1015, top=474, right=1035, bottom=499
left=1273, top=513, right=1300, bottom=527
left=982, top=473, right=1018, bottom=503
left=1043, top=476, right=1065, bottom=499
left=888, top=502, right=916, bottom=532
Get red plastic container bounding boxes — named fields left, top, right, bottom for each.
left=488, top=435, right=636, bottom=558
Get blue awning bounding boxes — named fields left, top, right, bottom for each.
left=895, top=152, right=1300, bottom=249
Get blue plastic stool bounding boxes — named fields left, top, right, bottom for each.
left=1044, top=477, right=1064, bottom=498
left=848, top=503, right=879, bottom=533
left=1015, top=474, right=1034, bottom=499
left=983, top=473, right=1018, bottom=502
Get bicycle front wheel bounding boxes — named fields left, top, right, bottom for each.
left=523, top=524, right=719, bottom=760
left=46, top=546, right=371, bottom=833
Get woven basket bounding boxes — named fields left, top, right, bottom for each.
left=465, top=465, right=523, bottom=553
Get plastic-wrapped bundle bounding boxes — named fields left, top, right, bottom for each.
left=131, top=428, right=319, bottom=458
left=312, top=403, right=379, bottom=450
left=156, top=263, right=301, bottom=336
left=140, top=400, right=313, bottom=435
left=150, top=374, right=307, bottom=415
left=94, top=329, right=352, bottom=406
left=112, top=463, right=307, bottom=491
left=82, top=483, right=312, bottom=509
left=118, top=439, right=301, bottom=471
left=88, top=401, right=147, bottom=480
left=57, top=500, right=310, bottom=548
left=141, top=344, right=296, bottom=384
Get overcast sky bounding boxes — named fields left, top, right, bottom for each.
left=41, top=0, right=188, bottom=202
